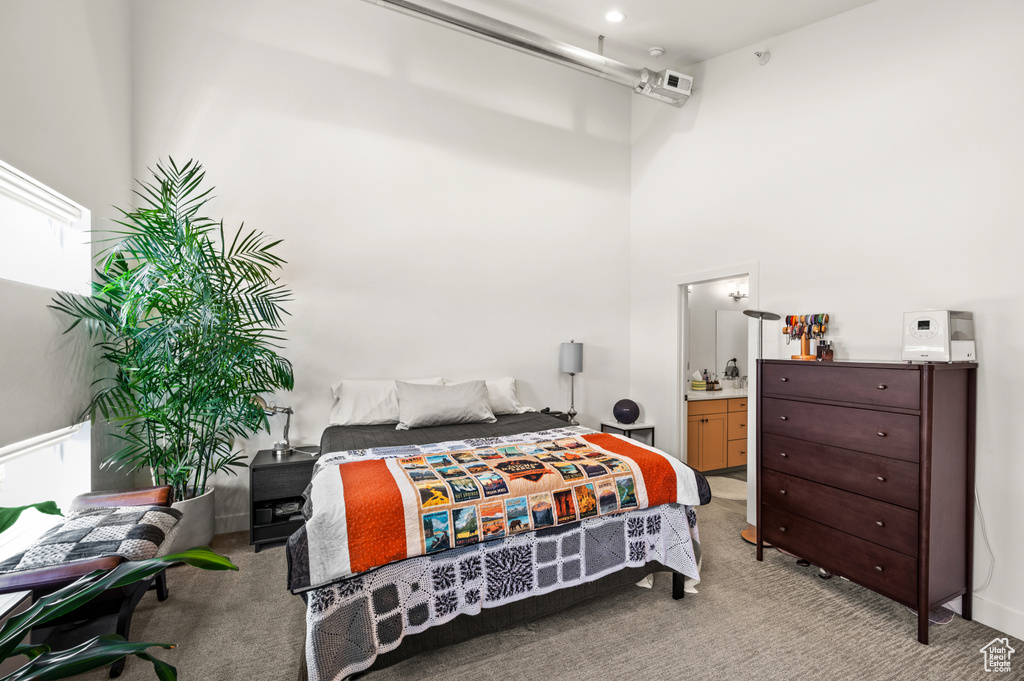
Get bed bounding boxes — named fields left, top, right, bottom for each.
left=287, top=412, right=711, bottom=680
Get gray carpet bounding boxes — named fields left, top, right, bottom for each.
left=71, top=501, right=1019, bottom=680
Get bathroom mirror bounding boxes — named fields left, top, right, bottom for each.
left=716, top=310, right=748, bottom=385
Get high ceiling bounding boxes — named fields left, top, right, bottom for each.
left=447, top=0, right=880, bottom=69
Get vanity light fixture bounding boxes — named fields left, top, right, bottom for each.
left=728, top=282, right=749, bottom=301
left=605, top=10, right=626, bottom=22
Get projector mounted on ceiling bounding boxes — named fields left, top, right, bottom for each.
left=363, top=0, right=693, bottom=108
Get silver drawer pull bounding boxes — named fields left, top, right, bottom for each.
left=876, top=431, right=886, bottom=437
left=779, top=526, right=787, bottom=532
left=875, top=520, right=885, bottom=527
left=780, top=490, right=787, bottom=495
left=875, top=565, right=884, bottom=572
left=779, top=377, right=789, bottom=382
left=877, top=384, right=887, bottom=390
left=876, top=475, right=886, bottom=482
left=780, top=452, right=788, bottom=458
left=780, top=416, right=789, bottom=421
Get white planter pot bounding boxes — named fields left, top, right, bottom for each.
left=165, top=487, right=216, bottom=554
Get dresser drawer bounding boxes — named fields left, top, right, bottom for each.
left=762, top=470, right=918, bottom=556
left=762, top=506, right=917, bottom=605
left=761, top=434, right=919, bottom=509
left=762, top=363, right=920, bottom=410
left=252, top=463, right=314, bottom=503
left=761, top=398, right=920, bottom=462
left=728, top=398, right=747, bottom=413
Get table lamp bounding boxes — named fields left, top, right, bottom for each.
left=254, top=396, right=293, bottom=457
left=559, top=340, right=583, bottom=426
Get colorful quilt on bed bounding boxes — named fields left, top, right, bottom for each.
left=301, top=429, right=706, bottom=590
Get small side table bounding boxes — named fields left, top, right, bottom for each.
left=250, top=446, right=320, bottom=552
left=600, top=421, right=655, bottom=447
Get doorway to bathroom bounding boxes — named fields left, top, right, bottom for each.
left=674, top=263, right=759, bottom=526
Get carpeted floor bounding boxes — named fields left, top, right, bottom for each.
left=71, top=500, right=1020, bottom=680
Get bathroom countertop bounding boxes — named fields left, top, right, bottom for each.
left=685, top=388, right=748, bottom=402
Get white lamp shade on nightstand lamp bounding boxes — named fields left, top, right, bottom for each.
left=559, top=341, right=583, bottom=374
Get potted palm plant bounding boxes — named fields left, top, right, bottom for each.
left=51, top=159, right=294, bottom=549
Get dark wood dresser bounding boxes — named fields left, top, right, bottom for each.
left=756, top=359, right=976, bottom=643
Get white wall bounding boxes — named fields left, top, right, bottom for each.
left=130, top=0, right=634, bottom=532
left=630, top=0, right=1024, bottom=639
left=0, top=0, right=134, bottom=490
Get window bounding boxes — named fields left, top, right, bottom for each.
left=0, top=159, right=91, bottom=294
left=0, top=423, right=92, bottom=561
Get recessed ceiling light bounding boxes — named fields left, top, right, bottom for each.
left=605, top=10, right=626, bottom=22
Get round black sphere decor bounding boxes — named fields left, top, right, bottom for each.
left=612, top=399, right=640, bottom=424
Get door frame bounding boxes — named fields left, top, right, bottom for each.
left=673, top=261, right=760, bottom=525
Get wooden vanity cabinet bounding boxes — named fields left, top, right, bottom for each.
left=687, top=397, right=748, bottom=472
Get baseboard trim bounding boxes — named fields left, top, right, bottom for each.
left=970, top=595, right=1024, bottom=641
left=215, top=512, right=248, bottom=535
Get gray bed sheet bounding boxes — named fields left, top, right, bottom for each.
left=319, top=412, right=574, bottom=454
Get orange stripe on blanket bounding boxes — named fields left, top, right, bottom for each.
left=581, top=433, right=677, bottom=506
left=338, top=460, right=407, bottom=574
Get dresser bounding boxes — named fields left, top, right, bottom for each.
left=756, top=359, right=976, bottom=644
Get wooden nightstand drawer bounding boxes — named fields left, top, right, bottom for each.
left=761, top=363, right=920, bottom=410
left=761, top=397, right=920, bottom=462
left=252, top=464, right=313, bottom=502
left=761, top=434, right=919, bottom=509
left=762, top=469, right=918, bottom=556
left=762, top=506, right=917, bottom=605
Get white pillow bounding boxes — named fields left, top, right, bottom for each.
left=395, top=380, right=497, bottom=430
left=443, top=377, right=535, bottom=415
left=484, top=376, right=534, bottom=415
left=328, top=377, right=443, bottom=426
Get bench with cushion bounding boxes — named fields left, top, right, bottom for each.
left=0, top=486, right=177, bottom=678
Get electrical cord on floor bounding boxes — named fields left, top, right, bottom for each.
left=973, top=484, right=995, bottom=593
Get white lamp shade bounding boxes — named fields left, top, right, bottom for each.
left=559, top=342, right=583, bottom=373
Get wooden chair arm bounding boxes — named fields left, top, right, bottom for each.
left=70, top=485, right=173, bottom=512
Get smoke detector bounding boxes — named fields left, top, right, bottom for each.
left=649, top=46, right=665, bottom=58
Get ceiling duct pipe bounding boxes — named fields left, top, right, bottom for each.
left=361, top=0, right=693, bottom=107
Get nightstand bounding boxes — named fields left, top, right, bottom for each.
left=249, top=446, right=320, bottom=552
left=600, top=421, right=655, bottom=447
left=541, top=409, right=571, bottom=423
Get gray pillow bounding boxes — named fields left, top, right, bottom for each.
left=395, top=380, right=497, bottom=430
